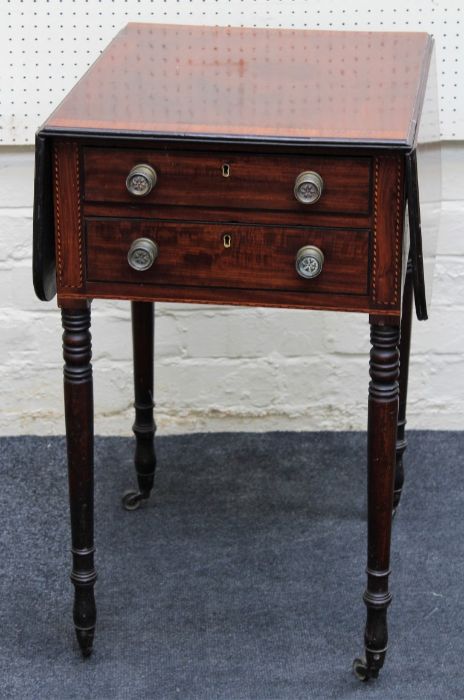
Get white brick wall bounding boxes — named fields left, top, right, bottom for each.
left=0, top=144, right=463, bottom=435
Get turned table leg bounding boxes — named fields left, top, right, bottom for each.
left=394, top=260, right=414, bottom=513
left=353, top=321, right=400, bottom=681
left=62, top=302, right=97, bottom=657
left=122, top=301, right=157, bottom=511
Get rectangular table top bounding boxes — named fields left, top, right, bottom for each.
left=43, top=23, right=432, bottom=147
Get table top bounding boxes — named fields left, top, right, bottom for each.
left=43, top=23, right=432, bottom=147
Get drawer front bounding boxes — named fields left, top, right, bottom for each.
left=86, top=218, right=369, bottom=296
left=83, top=148, right=371, bottom=216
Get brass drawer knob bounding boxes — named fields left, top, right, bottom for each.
left=294, top=171, right=324, bottom=204
left=295, top=245, right=324, bottom=279
left=127, top=238, right=158, bottom=271
left=126, top=164, right=157, bottom=196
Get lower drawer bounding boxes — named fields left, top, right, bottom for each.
left=85, top=218, right=369, bottom=296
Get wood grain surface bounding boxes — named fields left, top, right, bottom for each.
left=83, top=147, right=371, bottom=215
left=44, top=23, right=432, bottom=146
left=52, top=138, right=404, bottom=316
left=85, top=217, right=369, bottom=296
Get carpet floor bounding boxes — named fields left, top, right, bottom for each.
left=0, top=431, right=463, bottom=699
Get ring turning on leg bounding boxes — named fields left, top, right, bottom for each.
left=62, top=303, right=97, bottom=656
left=123, top=301, right=157, bottom=510
left=354, top=322, right=400, bottom=681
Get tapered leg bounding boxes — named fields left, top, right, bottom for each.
left=394, top=261, right=413, bottom=513
left=353, top=322, right=400, bottom=681
left=62, top=302, right=97, bottom=657
left=122, top=301, right=157, bottom=510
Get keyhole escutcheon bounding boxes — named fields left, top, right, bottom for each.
left=223, top=233, right=232, bottom=248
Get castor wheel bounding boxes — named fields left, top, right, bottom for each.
left=121, top=489, right=149, bottom=511
left=353, top=657, right=369, bottom=681
left=352, top=657, right=379, bottom=681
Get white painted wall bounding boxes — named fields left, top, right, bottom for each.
left=1, top=1, right=463, bottom=435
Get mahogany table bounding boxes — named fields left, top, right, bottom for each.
left=33, top=23, right=439, bottom=682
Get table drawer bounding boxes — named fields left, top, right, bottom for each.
left=85, top=218, right=369, bottom=296
left=83, top=148, right=371, bottom=217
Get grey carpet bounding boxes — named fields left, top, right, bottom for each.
left=0, top=431, right=463, bottom=700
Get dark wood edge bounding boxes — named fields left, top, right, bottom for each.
left=405, top=149, right=427, bottom=321
left=33, top=132, right=56, bottom=301
left=40, top=126, right=416, bottom=150
left=38, top=130, right=406, bottom=160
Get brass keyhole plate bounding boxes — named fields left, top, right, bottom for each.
left=223, top=233, right=232, bottom=248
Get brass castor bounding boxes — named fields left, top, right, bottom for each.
left=352, top=657, right=379, bottom=681
left=121, top=489, right=150, bottom=511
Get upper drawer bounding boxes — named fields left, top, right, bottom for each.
left=82, top=148, right=371, bottom=216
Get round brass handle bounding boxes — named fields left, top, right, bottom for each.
left=126, top=164, right=157, bottom=196
left=127, top=238, right=158, bottom=271
left=295, top=245, right=324, bottom=279
left=294, top=171, right=324, bottom=204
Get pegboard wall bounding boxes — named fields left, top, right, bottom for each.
left=1, top=0, right=462, bottom=144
